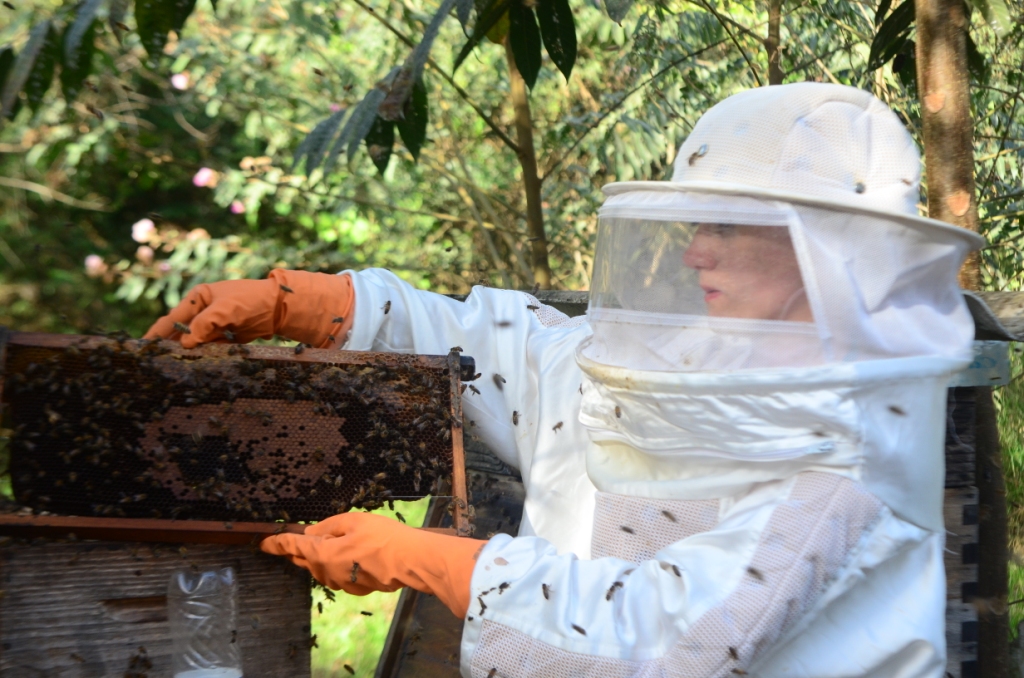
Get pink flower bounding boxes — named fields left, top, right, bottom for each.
left=132, top=218, right=156, bottom=243
left=171, top=73, right=189, bottom=90
left=136, top=245, right=155, bottom=264
left=158, top=262, right=173, bottom=273
left=329, top=103, right=342, bottom=113
left=84, top=254, right=107, bottom=278
left=193, top=167, right=216, bottom=187
left=230, top=200, right=245, bottom=214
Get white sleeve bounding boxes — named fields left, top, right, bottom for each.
left=459, top=472, right=923, bottom=678
left=340, top=268, right=587, bottom=471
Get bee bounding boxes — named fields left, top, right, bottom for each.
left=395, top=512, right=406, bottom=523
left=382, top=301, right=391, bottom=314
left=615, top=406, right=622, bottom=418
left=888, top=405, right=906, bottom=416
left=531, top=283, right=540, bottom=294
left=317, top=602, right=323, bottom=615
left=295, top=344, right=305, bottom=355
left=688, top=143, right=709, bottom=166
left=312, top=448, right=325, bottom=462
left=344, top=665, right=355, bottom=675
left=732, top=670, right=748, bottom=676
left=662, top=510, right=677, bottom=522
left=313, top=67, right=325, bottom=75
left=526, top=304, right=539, bottom=310
left=496, top=321, right=512, bottom=328
left=488, top=670, right=498, bottom=678
left=571, top=624, right=587, bottom=636
left=498, top=582, right=510, bottom=594
left=512, top=411, right=519, bottom=426
left=542, top=583, right=551, bottom=600
left=287, top=643, right=297, bottom=659
left=671, top=564, right=681, bottom=577
left=406, top=649, right=418, bottom=657
left=360, top=610, right=373, bottom=616
left=173, top=322, right=192, bottom=334
left=70, top=653, right=85, bottom=662
left=114, top=20, right=130, bottom=30
left=605, top=581, right=623, bottom=600
left=231, top=630, right=237, bottom=644
left=728, top=647, right=740, bottom=661
left=334, top=475, right=343, bottom=487
left=374, top=472, right=387, bottom=482
left=469, top=384, right=481, bottom=395
left=492, top=374, right=506, bottom=390
left=477, top=596, right=487, bottom=614
left=332, top=316, right=345, bottom=324
left=223, top=329, right=236, bottom=342
left=450, top=346, right=463, bottom=353
left=746, top=566, right=765, bottom=582
left=552, top=421, right=563, bottom=432
left=280, top=284, right=294, bottom=294
left=350, top=562, right=360, bottom=583
left=309, top=634, right=319, bottom=649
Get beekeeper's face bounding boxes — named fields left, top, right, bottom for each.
left=682, top=224, right=812, bottom=321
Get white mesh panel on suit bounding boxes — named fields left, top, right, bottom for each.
left=590, top=493, right=719, bottom=562
left=523, top=293, right=587, bottom=330
left=469, top=473, right=882, bottom=678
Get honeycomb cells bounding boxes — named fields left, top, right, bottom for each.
left=3, top=337, right=459, bottom=522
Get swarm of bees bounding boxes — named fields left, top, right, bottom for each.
left=4, top=334, right=461, bottom=522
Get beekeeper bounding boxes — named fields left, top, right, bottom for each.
left=147, top=82, right=983, bottom=677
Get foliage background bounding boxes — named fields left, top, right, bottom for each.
left=2, top=0, right=1024, bottom=665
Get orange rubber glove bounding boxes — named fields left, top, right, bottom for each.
left=261, top=513, right=485, bottom=618
left=143, top=270, right=354, bottom=349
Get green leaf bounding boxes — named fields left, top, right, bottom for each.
left=65, top=0, right=104, bottom=64
left=454, top=0, right=511, bottom=72
left=60, top=17, right=97, bottom=103
left=170, top=0, right=198, bottom=32
left=25, top=25, right=58, bottom=111
left=1, top=21, right=51, bottom=119
left=892, top=39, right=916, bottom=92
left=536, top=0, right=576, bottom=80
left=109, top=0, right=132, bottom=41
left=135, top=0, right=176, bottom=61
left=396, top=75, right=428, bottom=160
left=324, top=84, right=388, bottom=175
left=965, top=33, right=989, bottom=84
left=867, top=0, right=914, bottom=71
left=378, top=0, right=456, bottom=122
left=603, top=0, right=633, bottom=23
left=508, top=0, right=541, bottom=89
left=364, top=116, right=395, bottom=174
left=456, top=0, right=473, bottom=30
left=0, top=47, right=21, bottom=120
left=873, top=0, right=893, bottom=26
left=966, top=0, right=1012, bottom=37
left=293, top=106, right=348, bottom=173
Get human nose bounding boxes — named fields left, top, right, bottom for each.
left=683, top=232, right=717, bottom=270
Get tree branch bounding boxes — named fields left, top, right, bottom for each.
left=692, top=0, right=763, bottom=86
left=542, top=37, right=729, bottom=181
left=0, top=176, right=111, bottom=211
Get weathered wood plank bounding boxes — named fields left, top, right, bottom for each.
left=944, top=486, right=979, bottom=678
left=0, top=541, right=311, bottom=677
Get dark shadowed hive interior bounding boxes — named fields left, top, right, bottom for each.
left=3, top=335, right=460, bottom=522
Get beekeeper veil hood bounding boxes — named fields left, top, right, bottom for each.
left=576, top=84, right=985, bottom=532
left=580, top=82, right=984, bottom=374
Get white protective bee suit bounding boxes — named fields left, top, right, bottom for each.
left=340, top=83, right=983, bottom=677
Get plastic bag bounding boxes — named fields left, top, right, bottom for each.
left=168, top=567, right=243, bottom=678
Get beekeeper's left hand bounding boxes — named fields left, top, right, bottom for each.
left=261, top=512, right=484, bottom=617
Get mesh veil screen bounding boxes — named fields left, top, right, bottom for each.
left=2, top=334, right=462, bottom=522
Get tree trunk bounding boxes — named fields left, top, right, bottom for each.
left=766, top=0, right=783, bottom=85
left=504, top=37, right=552, bottom=289
left=914, top=0, right=980, bottom=289
left=914, top=1, right=1008, bottom=675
